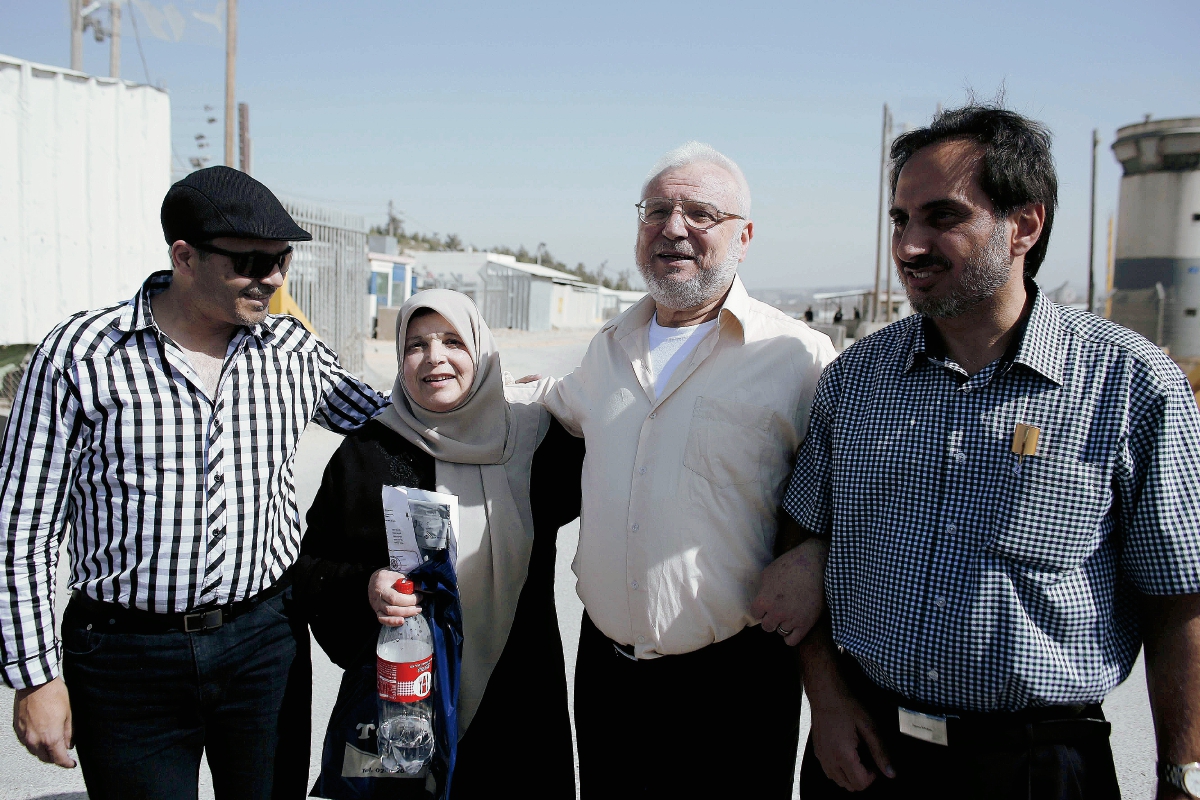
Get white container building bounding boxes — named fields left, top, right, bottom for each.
left=0, top=54, right=171, bottom=346
left=402, top=250, right=643, bottom=332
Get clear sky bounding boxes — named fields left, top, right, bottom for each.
left=4, top=0, right=1197, bottom=291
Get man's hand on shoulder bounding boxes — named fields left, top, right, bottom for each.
left=13, top=677, right=76, bottom=768
left=750, top=519, right=827, bottom=646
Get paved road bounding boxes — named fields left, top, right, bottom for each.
left=0, top=329, right=1158, bottom=799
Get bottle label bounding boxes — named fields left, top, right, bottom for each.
left=377, top=654, right=433, bottom=702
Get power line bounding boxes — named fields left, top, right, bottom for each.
left=127, top=1, right=152, bottom=85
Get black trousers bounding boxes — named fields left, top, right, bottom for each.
left=62, top=587, right=312, bottom=800
left=574, top=612, right=802, bottom=799
left=799, top=655, right=1121, bottom=800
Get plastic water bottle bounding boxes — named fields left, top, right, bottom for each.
left=376, top=577, right=435, bottom=774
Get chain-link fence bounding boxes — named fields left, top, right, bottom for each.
left=282, top=200, right=370, bottom=375
left=0, top=349, right=34, bottom=435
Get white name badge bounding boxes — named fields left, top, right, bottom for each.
left=897, top=707, right=949, bottom=746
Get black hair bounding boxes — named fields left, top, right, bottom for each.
left=889, top=104, right=1058, bottom=276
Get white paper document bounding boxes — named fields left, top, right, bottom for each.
left=381, top=485, right=459, bottom=574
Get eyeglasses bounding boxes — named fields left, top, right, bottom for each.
left=191, top=242, right=294, bottom=280
left=635, top=197, right=745, bottom=231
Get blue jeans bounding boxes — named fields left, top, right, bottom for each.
left=61, top=588, right=311, bottom=800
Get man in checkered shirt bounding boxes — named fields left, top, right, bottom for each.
left=752, top=105, right=1200, bottom=798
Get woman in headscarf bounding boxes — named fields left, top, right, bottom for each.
left=294, top=289, right=582, bottom=798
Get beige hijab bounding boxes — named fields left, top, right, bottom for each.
left=375, top=289, right=549, bottom=736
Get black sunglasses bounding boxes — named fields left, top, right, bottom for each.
left=191, top=242, right=294, bottom=280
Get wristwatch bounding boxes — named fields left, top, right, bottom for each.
left=1160, top=762, right=1200, bottom=798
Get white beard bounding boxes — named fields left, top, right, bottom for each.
left=637, top=235, right=741, bottom=311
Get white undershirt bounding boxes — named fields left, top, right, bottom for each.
left=647, top=314, right=718, bottom=399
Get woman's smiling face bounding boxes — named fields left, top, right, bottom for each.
left=401, top=310, right=476, bottom=412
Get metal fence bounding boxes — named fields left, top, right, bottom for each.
left=282, top=200, right=370, bottom=375
left=480, top=262, right=532, bottom=330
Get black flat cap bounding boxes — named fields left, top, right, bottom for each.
left=161, top=166, right=312, bottom=244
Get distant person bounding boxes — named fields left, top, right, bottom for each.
left=804, top=305, right=815, bottom=322
left=536, top=142, right=836, bottom=797
left=833, top=306, right=844, bottom=323
left=753, top=104, right=1200, bottom=798
left=0, top=166, right=390, bottom=799
left=295, top=289, right=582, bottom=798
left=853, top=306, right=861, bottom=320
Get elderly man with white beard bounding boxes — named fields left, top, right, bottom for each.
left=535, top=142, right=836, bottom=797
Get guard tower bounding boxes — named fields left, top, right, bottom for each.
left=1110, top=117, right=1200, bottom=357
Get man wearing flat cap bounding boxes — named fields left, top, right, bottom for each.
left=0, top=167, right=390, bottom=799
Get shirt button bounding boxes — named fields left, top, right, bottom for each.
left=927, top=668, right=939, bottom=680
left=649, top=412, right=657, bottom=419
left=636, top=636, right=645, bottom=643
left=934, top=597, right=947, bottom=608
left=945, top=522, right=957, bottom=534
left=630, top=580, right=639, bottom=589
left=639, top=467, right=646, bottom=475
left=213, top=473, right=223, bottom=484
left=631, top=523, right=640, bottom=532
left=954, top=451, right=967, bottom=464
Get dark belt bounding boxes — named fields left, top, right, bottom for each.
left=67, top=573, right=291, bottom=635
left=840, top=652, right=1111, bottom=750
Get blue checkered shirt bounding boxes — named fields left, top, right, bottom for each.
left=783, top=286, right=1200, bottom=711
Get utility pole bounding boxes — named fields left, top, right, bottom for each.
left=872, top=103, right=892, bottom=322
left=1087, top=129, right=1099, bottom=313
left=1104, top=213, right=1115, bottom=319
left=70, top=0, right=84, bottom=71
left=238, top=102, right=251, bottom=174
left=108, top=1, right=120, bottom=79
left=224, top=0, right=237, bottom=167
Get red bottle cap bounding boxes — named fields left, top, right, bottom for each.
left=393, top=577, right=414, bottom=594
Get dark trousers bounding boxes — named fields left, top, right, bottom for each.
left=799, top=656, right=1121, bottom=800
left=574, top=612, right=802, bottom=799
left=61, top=587, right=312, bottom=800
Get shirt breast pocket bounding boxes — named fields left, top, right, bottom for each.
left=987, top=456, right=1109, bottom=572
left=682, top=396, right=778, bottom=487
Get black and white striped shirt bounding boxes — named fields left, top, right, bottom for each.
left=0, top=272, right=389, bottom=689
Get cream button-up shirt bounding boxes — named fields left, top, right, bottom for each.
left=542, top=276, right=836, bottom=658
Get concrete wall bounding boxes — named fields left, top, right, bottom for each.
left=0, top=55, right=171, bottom=345
left=1111, top=118, right=1200, bottom=357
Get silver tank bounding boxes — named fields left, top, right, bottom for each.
left=1110, top=117, right=1200, bottom=357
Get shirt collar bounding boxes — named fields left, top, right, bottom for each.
left=115, top=270, right=276, bottom=344
left=613, top=273, right=751, bottom=342
left=901, top=281, right=1063, bottom=386
left=1009, top=282, right=1064, bottom=385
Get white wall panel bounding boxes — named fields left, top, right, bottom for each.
left=0, top=55, right=170, bottom=345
